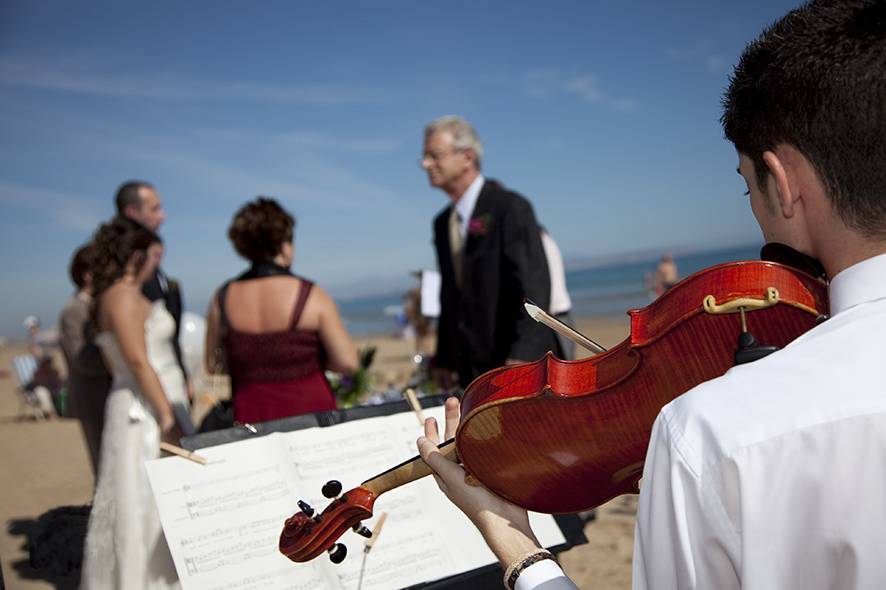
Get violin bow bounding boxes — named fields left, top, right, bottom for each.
left=523, top=299, right=607, bottom=355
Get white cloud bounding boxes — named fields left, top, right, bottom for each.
left=0, top=181, right=105, bottom=232
left=666, top=44, right=731, bottom=73
left=525, top=70, right=638, bottom=111
left=563, top=76, right=605, bottom=102
left=0, top=56, right=386, bottom=105
left=195, top=128, right=402, bottom=155
left=0, top=105, right=404, bottom=213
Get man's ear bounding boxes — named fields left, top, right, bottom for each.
left=463, top=148, right=478, bottom=169
left=123, top=204, right=141, bottom=221
left=762, top=150, right=798, bottom=218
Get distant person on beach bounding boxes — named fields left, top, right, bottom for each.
left=58, top=242, right=111, bottom=474
left=115, top=180, right=189, bottom=391
left=421, top=115, right=555, bottom=389
left=539, top=227, right=576, bottom=360
left=21, top=315, right=62, bottom=417
left=404, top=276, right=432, bottom=355
left=81, top=218, right=192, bottom=589
left=418, top=2, right=886, bottom=588
left=652, top=252, right=678, bottom=296
left=205, top=197, right=358, bottom=424
left=23, top=315, right=55, bottom=359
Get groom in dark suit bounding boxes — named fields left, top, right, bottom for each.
left=422, top=116, right=556, bottom=389
left=115, top=180, right=188, bottom=387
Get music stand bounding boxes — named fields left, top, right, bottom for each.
left=181, top=395, right=588, bottom=590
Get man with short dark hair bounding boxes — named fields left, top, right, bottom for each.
left=421, top=116, right=556, bottom=389
left=114, top=180, right=188, bottom=387
left=418, top=2, right=886, bottom=588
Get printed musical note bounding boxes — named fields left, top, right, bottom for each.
left=145, top=408, right=567, bottom=590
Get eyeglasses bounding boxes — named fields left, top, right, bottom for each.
left=418, top=148, right=464, bottom=167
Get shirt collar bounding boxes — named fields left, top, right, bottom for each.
left=454, top=174, right=485, bottom=235
left=828, top=251, right=886, bottom=315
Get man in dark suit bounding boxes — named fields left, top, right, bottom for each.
left=422, top=116, right=556, bottom=389
left=114, top=180, right=188, bottom=386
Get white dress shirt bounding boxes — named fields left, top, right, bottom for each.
left=453, top=174, right=485, bottom=238
left=517, top=252, right=886, bottom=590
left=540, top=230, right=572, bottom=315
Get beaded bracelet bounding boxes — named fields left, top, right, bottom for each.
left=503, top=549, right=556, bottom=590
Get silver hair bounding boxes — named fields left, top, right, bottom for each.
left=424, top=115, right=484, bottom=166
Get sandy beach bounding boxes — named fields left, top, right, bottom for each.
left=0, top=315, right=635, bottom=590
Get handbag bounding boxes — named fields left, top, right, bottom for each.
left=197, top=397, right=234, bottom=433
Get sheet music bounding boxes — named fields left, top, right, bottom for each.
left=146, top=434, right=330, bottom=590
left=146, top=407, right=566, bottom=590
left=420, top=270, right=441, bottom=318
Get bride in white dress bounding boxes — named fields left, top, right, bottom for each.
left=81, top=219, right=194, bottom=590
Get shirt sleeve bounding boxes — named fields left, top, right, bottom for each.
left=632, top=408, right=740, bottom=590
left=59, top=305, right=86, bottom=366
left=515, top=560, right=580, bottom=590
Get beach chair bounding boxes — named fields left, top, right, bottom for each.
left=11, top=354, right=49, bottom=420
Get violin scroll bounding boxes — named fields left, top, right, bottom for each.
left=279, top=483, right=377, bottom=563
left=279, top=440, right=458, bottom=564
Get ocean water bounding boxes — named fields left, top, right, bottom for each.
left=338, top=243, right=763, bottom=337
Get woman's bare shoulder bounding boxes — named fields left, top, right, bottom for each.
left=103, top=283, right=150, bottom=313
left=99, top=283, right=149, bottom=328
left=305, top=281, right=334, bottom=306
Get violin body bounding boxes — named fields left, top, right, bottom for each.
left=280, top=257, right=827, bottom=564
left=456, top=260, right=827, bottom=513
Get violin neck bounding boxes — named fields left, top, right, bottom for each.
left=361, top=439, right=457, bottom=497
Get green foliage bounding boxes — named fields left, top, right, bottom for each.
left=328, top=345, right=377, bottom=408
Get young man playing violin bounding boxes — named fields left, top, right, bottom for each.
left=417, top=1, right=886, bottom=588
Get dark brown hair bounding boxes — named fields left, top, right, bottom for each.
left=228, top=197, right=295, bottom=262
left=69, top=242, right=97, bottom=289
left=114, top=180, right=154, bottom=216
left=722, top=0, right=886, bottom=236
left=89, top=217, right=161, bottom=307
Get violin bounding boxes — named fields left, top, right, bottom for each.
left=280, top=252, right=828, bottom=563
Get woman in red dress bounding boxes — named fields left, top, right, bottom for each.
left=205, top=198, right=358, bottom=424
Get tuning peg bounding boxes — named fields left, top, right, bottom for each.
left=297, top=500, right=322, bottom=522
left=327, top=542, right=347, bottom=563
left=322, top=480, right=343, bottom=499
left=297, top=500, right=314, bottom=517
left=352, top=523, right=372, bottom=538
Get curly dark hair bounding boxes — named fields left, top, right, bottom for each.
left=69, top=242, right=97, bottom=290
left=89, top=218, right=161, bottom=313
left=722, top=0, right=886, bottom=236
left=228, top=197, right=295, bottom=262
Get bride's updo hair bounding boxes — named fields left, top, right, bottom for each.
left=228, top=197, right=295, bottom=263
left=90, top=218, right=162, bottom=304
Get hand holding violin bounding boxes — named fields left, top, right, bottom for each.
left=417, top=397, right=543, bottom=568
left=279, top=253, right=828, bottom=567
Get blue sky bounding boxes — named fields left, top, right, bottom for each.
left=0, top=0, right=801, bottom=338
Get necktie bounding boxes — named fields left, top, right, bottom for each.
left=449, top=207, right=463, bottom=287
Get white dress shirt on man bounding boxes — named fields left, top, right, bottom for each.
left=453, top=174, right=485, bottom=238
left=517, top=252, right=886, bottom=589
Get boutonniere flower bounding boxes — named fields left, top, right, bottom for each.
left=468, top=213, right=492, bottom=236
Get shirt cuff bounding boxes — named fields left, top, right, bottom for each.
left=514, top=559, right=577, bottom=590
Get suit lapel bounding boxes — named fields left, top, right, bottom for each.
left=464, top=181, right=493, bottom=257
